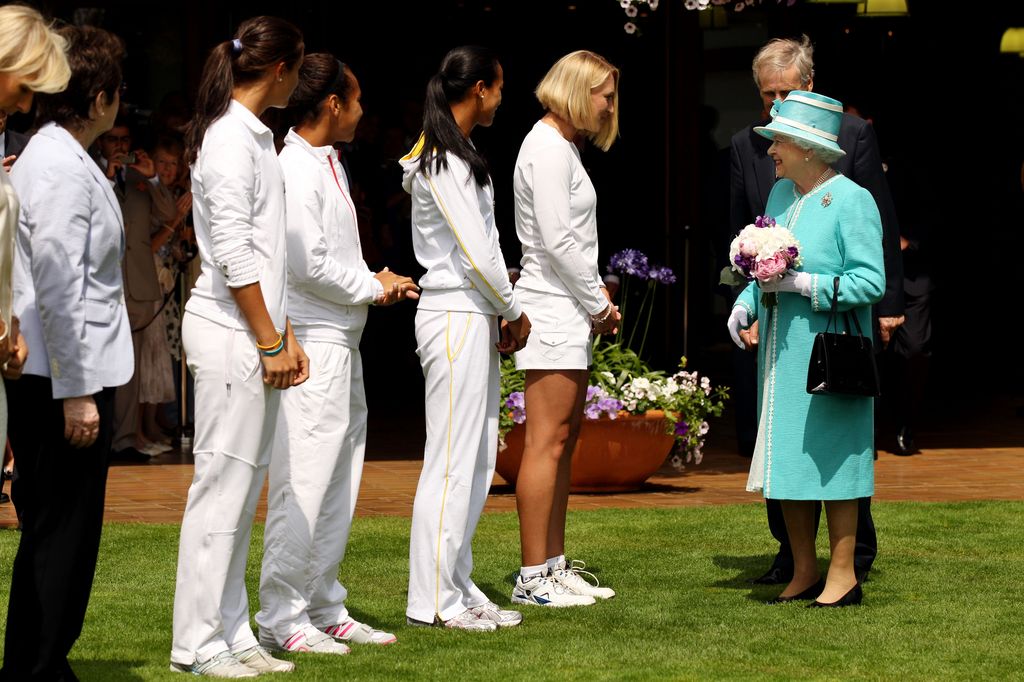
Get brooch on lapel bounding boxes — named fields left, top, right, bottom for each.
left=821, top=192, right=832, bottom=208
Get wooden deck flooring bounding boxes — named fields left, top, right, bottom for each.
left=2, top=441, right=1020, bottom=527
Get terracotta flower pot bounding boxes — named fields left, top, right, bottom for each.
left=495, top=410, right=675, bottom=493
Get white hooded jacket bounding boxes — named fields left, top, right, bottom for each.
left=400, top=135, right=521, bottom=320
left=279, top=129, right=383, bottom=348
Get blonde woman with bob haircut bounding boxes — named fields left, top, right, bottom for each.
left=509, top=49, right=622, bottom=608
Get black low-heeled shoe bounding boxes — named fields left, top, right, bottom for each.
left=766, top=578, right=825, bottom=604
left=807, top=583, right=863, bottom=608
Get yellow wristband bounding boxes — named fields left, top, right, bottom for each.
left=255, top=333, right=284, bottom=351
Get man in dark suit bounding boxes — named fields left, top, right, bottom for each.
left=96, top=117, right=162, bottom=461
left=0, top=111, right=29, bottom=172
left=728, top=36, right=905, bottom=586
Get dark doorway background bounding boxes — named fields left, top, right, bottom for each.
left=9, top=0, right=1023, bottom=455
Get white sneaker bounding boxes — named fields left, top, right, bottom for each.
left=443, top=609, right=498, bottom=631
left=511, top=574, right=596, bottom=607
left=260, top=624, right=349, bottom=656
left=169, top=651, right=258, bottom=678
left=234, top=644, right=297, bottom=672
left=406, top=609, right=497, bottom=631
left=469, top=601, right=523, bottom=627
left=553, top=560, right=616, bottom=600
left=321, top=619, right=397, bottom=645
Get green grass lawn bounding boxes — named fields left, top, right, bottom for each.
left=1, top=501, right=1022, bottom=681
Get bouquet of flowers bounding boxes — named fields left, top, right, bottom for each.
left=498, top=249, right=728, bottom=470
left=720, top=215, right=802, bottom=307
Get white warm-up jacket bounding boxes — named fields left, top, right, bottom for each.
left=400, top=135, right=520, bottom=321
left=513, top=121, right=605, bottom=315
left=279, top=129, right=382, bottom=348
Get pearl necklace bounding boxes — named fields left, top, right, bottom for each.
left=784, top=169, right=839, bottom=229
left=805, top=167, right=836, bottom=194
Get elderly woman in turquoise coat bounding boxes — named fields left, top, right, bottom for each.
left=726, top=91, right=885, bottom=608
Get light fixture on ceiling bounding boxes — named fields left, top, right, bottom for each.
left=1000, top=28, right=1024, bottom=55
left=856, top=0, right=908, bottom=16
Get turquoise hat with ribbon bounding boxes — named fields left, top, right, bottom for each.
left=754, top=90, right=846, bottom=157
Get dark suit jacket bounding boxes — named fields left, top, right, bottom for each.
left=2, top=129, right=29, bottom=161
left=729, top=113, right=904, bottom=316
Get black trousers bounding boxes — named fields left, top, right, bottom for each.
left=0, top=376, right=115, bottom=682
left=766, top=496, right=877, bottom=574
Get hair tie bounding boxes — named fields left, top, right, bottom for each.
left=231, top=38, right=243, bottom=55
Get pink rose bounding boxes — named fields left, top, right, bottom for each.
left=738, top=239, right=757, bottom=258
left=753, top=252, right=788, bottom=281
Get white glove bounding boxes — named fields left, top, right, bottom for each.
left=727, top=306, right=749, bottom=349
left=759, top=271, right=812, bottom=297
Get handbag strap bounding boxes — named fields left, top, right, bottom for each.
left=827, top=275, right=870, bottom=344
left=825, top=276, right=841, bottom=334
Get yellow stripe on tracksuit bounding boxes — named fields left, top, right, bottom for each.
left=426, top=175, right=508, bottom=308
left=400, top=133, right=426, bottom=163
left=435, top=312, right=472, bottom=615
left=404, top=132, right=508, bottom=309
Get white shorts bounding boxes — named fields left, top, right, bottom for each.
left=514, top=288, right=593, bottom=370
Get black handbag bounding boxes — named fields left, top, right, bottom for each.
left=806, top=276, right=881, bottom=397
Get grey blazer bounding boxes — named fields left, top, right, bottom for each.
left=11, top=123, right=134, bottom=399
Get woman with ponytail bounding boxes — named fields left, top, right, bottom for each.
left=401, top=45, right=530, bottom=632
left=255, top=54, right=417, bottom=655
left=170, top=16, right=307, bottom=678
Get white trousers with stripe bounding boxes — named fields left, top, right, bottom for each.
left=171, top=312, right=278, bottom=666
left=407, top=309, right=499, bottom=623
left=256, top=341, right=367, bottom=643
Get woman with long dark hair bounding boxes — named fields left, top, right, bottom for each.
left=401, top=46, right=531, bottom=631
left=170, top=16, right=308, bottom=677
left=255, top=53, right=416, bottom=655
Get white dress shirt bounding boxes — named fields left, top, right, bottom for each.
left=513, top=121, right=605, bottom=316
left=186, top=100, right=288, bottom=331
left=400, top=135, right=520, bottom=320
left=279, top=129, right=382, bottom=348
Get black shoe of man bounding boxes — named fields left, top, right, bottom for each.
left=749, top=566, right=792, bottom=585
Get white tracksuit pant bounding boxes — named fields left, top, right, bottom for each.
left=171, top=312, right=279, bottom=666
left=256, top=341, right=367, bottom=643
left=407, top=309, right=499, bottom=623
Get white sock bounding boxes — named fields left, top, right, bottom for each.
left=546, top=555, right=566, bottom=572
left=520, top=563, right=547, bottom=580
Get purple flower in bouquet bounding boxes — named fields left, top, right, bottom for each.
left=648, top=265, right=677, bottom=285
left=722, top=214, right=802, bottom=307
left=608, top=249, right=649, bottom=278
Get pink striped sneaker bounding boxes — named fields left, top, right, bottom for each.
left=260, top=624, right=349, bottom=656
left=321, top=619, right=397, bottom=645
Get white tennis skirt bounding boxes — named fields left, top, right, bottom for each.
left=513, top=287, right=593, bottom=370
